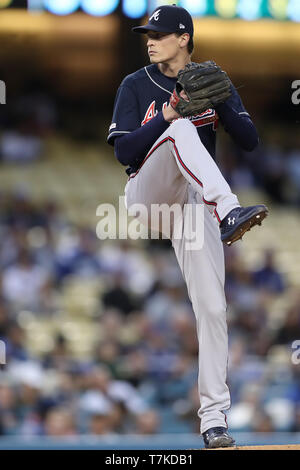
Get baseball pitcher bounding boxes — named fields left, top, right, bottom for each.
left=107, top=4, right=268, bottom=448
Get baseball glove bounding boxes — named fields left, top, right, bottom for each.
left=170, top=61, right=232, bottom=117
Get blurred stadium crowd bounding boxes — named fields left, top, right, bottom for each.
left=1, top=83, right=300, bottom=206
left=0, top=87, right=300, bottom=438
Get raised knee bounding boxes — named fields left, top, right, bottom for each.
left=169, top=118, right=198, bottom=140
left=170, top=118, right=192, bottom=131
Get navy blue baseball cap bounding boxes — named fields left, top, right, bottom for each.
left=132, top=4, right=194, bottom=38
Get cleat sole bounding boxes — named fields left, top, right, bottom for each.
left=206, top=436, right=236, bottom=449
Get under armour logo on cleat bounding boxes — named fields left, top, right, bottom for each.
left=228, top=217, right=235, bottom=225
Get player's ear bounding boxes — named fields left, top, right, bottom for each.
left=178, top=33, right=190, bottom=49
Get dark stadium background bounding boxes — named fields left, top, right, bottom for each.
left=0, top=0, right=300, bottom=449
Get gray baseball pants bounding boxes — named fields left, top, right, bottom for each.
left=124, top=118, right=240, bottom=433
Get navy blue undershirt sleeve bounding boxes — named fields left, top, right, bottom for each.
left=215, top=101, right=259, bottom=151
left=107, top=83, right=141, bottom=144
left=114, top=111, right=170, bottom=167
left=214, top=83, right=259, bottom=151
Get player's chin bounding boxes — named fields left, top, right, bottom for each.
left=148, top=55, right=160, bottom=64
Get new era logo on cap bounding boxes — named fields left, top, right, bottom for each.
left=179, top=23, right=185, bottom=29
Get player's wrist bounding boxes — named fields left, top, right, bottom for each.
left=163, top=104, right=180, bottom=122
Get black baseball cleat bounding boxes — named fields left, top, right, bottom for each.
left=202, top=426, right=235, bottom=449
left=220, top=205, right=268, bottom=246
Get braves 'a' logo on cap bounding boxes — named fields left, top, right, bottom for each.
left=149, top=9, right=161, bottom=22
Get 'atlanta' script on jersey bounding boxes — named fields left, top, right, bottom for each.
left=141, top=100, right=218, bottom=130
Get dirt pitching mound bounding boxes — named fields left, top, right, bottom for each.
left=205, top=444, right=300, bottom=450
